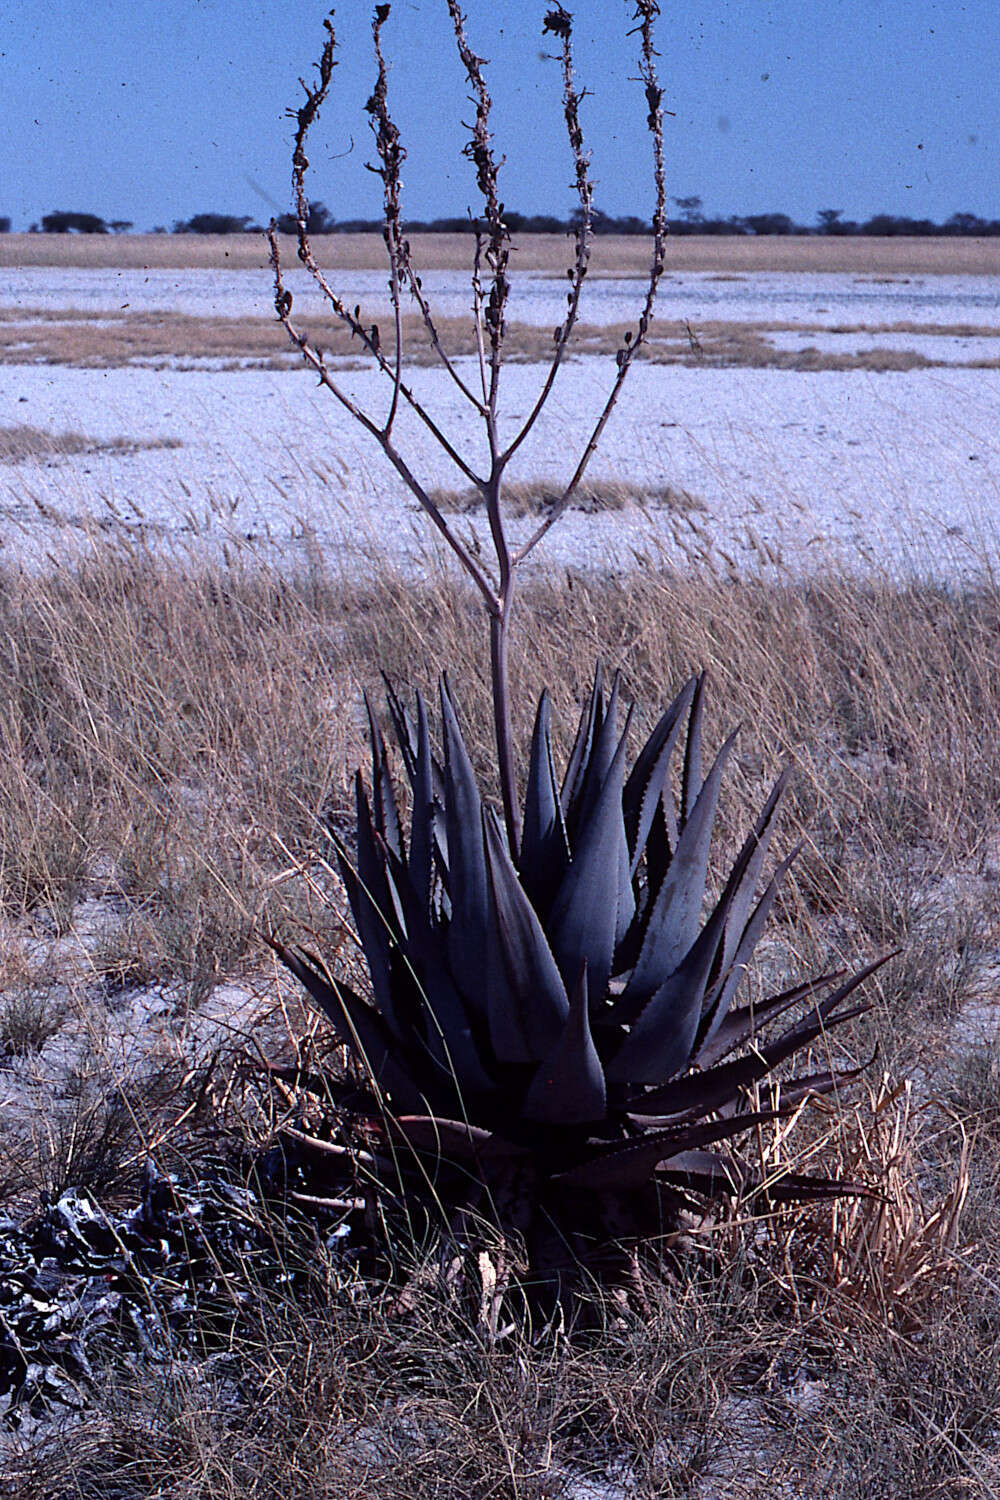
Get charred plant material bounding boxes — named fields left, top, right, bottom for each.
left=268, top=4, right=667, bottom=855
left=270, top=672, right=882, bottom=1291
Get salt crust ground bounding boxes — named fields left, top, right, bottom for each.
left=4, top=265, right=1000, bottom=327
left=2, top=266, right=998, bottom=580
left=1, top=266, right=998, bottom=580
left=1, top=357, right=997, bottom=581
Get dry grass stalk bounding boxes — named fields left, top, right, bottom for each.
left=428, top=475, right=707, bottom=517
left=764, top=1079, right=973, bottom=1328
left=824, top=1083, right=970, bottom=1316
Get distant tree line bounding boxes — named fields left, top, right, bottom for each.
left=6, top=200, right=1000, bottom=237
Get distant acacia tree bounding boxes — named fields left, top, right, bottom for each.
left=945, top=212, right=990, bottom=235
left=109, top=220, right=133, bottom=234
left=672, top=194, right=703, bottom=224
left=40, top=211, right=108, bottom=234
left=275, top=199, right=336, bottom=235
left=743, top=212, right=794, bottom=236
left=862, top=214, right=938, bottom=237
left=173, top=212, right=254, bottom=234
left=0, top=217, right=10, bottom=234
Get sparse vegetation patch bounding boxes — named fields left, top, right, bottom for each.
left=0, top=424, right=181, bottom=463
left=4, top=309, right=998, bottom=371
left=429, top=476, right=707, bottom=516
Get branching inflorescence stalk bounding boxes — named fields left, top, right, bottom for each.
left=269, top=3, right=668, bottom=856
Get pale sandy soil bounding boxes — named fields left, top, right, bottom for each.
left=0, top=264, right=998, bottom=579
left=1, top=357, right=997, bottom=581
left=5, top=264, right=1000, bottom=327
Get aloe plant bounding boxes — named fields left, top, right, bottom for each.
left=270, top=670, right=880, bottom=1283
left=267, top=8, right=880, bottom=1290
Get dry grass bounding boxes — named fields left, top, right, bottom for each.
left=6, top=1203, right=1000, bottom=1497
left=2, top=536, right=1000, bottom=1491
left=5, top=231, right=1000, bottom=275
left=0, top=424, right=181, bottom=463
left=429, top=476, right=708, bottom=517
left=4, top=536, right=1000, bottom=1046
left=5, top=307, right=997, bottom=372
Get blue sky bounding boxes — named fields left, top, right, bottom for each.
left=2, top=0, right=998, bottom=231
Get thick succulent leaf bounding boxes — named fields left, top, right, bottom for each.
left=380, top=682, right=448, bottom=897
left=694, top=848, right=798, bottom=1060
left=381, top=674, right=446, bottom=803
left=654, top=1149, right=746, bottom=1195
left=484, top=882, right=532, bottom=1064
left=754, top=951, right=892, bottom=1064
left=560, top=665, right=603, bottom=820
left=607, top=885, right=730, bottom=1084
left=614, top=803, right=636, bottom=948
left=348, top=774, right=406, bottom=1037
left=681, top=671, right=707, bottom=824
left=483, top=808, right=569, bottom=1063
left=623, top=676, right=696, bottom=876
left=523, top=964, right=607, bottom=1125
left=440, top=678, right=490, bottom=1010
left=387, top=1115, right=531, bottom=1162
left=631, top=955, right=888, bottom=1118
left=411, top=958, right=497, bottom=1101
left=622, top=729, right=738, bottom=1010
left=519, top=690, right=570, bottom=913
left=379, top=839, right=497, bottom=1100
left=408, top=690, right=437, bottom=910
left=333, top=822, right=404, bottom=974
left=746, top=1171, right=869, bottom=1204
left=653, top=1157, right=865, bottom=1203
left=364, top=692, right=403, bottom=858
left=555, top=1108, right=780, bottom=1191
left=381, top=672, right=418, bottom=784
left=770, top=1049, right=876, bottom=1110
left=267, top=937, right=424, bottom=1112
left=641, top=795, right=674, bottom=938
left=574, top=677, right=635, bottom=950
left=630, top=1000, right=870, bottom=1123
left=711, top=766, right=792, bottom=984
left=570, top=671, right=621, bottom=835
left=693, top=970, right=846, bottom=1070
left=547, top=716, right=632, bottom=998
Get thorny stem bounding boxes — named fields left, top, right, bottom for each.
left=369, top=6, right=487, bottom=416
left=271, top=3, right=666, bottom=856
left=367, top=5, right=405, bottom=435
left=490, top=596, right=519, bottom=855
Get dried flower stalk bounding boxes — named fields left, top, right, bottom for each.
left=269, top=3, right=668, bottom=851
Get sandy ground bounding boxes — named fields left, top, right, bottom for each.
left=0, top=264, right=998, bottom=579
left=6, top=264, right=1000, bottom=328
left=1, top=356, right=997, bottom=581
